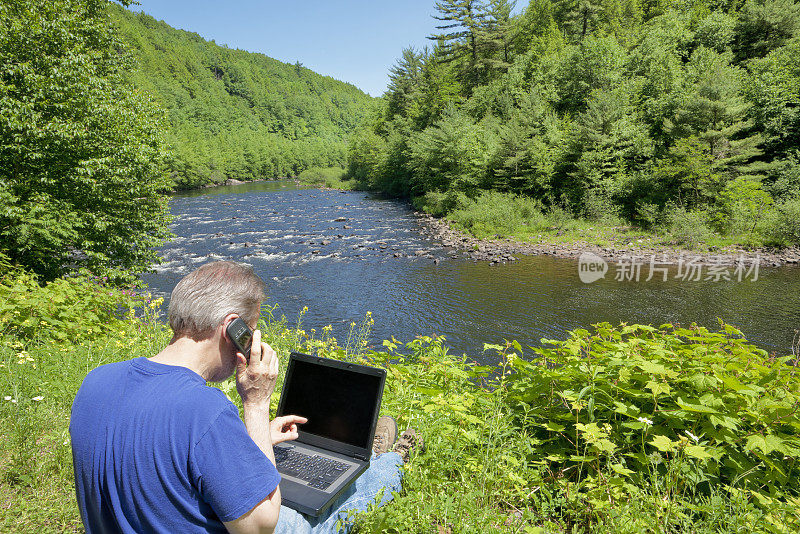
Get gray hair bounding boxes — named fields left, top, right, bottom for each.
left=168, top=261, right=266, bottom=339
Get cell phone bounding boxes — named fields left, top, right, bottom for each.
left=226, top=317, right=253, bottom=358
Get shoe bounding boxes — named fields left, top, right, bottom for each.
left=372, top=415, right=398, bottom=455
left=392, top=427, right=424, bottom=463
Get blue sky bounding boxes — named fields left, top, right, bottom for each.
left=130, top=0, right=450, bottom=97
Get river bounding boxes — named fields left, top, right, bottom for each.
left=141, top=181, right=800, bottom=362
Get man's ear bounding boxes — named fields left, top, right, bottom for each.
left=220, top=313, right=240, bottom=342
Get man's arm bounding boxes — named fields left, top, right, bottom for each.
left=224, top=329, right=281, bottom=534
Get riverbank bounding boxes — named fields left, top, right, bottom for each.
left=416, top=213, right=800, bottom=267
left=178, top=167, right=357, bottom=193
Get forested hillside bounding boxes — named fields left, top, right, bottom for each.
left=349, top=0, right=800, bottom=247
left=110, top=5, right=374, bottom=189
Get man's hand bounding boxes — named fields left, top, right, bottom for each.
left=270, top=415, right=308, bottom=444
left=235, top=329, right=279, bottom=409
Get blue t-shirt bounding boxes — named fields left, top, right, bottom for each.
left=70, top=357, right=281, bottom=533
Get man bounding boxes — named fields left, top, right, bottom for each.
left=70, top=261, right=420, bottom=533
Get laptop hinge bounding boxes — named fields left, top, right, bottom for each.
left=356, top=453, right=369, bottom=461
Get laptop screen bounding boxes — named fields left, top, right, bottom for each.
left=279, top=357, right=382, bottom=450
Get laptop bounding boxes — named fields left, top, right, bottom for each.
left=274, top=352, right=386, bottom=516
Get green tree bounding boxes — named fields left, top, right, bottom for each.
left=563, top=86, right=654, bottom=208
left=474, top=0, right=517, bottom=77
left=408, top=106, right=490, bottom=196
left=347, top=122, right=386, bottom=186
left=489, top=93, right=563, bottom=198
left=0, top=0, right=171, bottom=282
left=653, top=136, right=720, bottom=207
left=693, top=11, right=737, bottom=53
left=373, top=119, right=416, bottom=197
left=745, top=36, right=800, bottom=197
left=665, top=47, right=765, bottom=182
left=514, top=0, right=560, bottom=54
left=417, top=51, right=465, bottom=126
left=552, top=36, right=628, bottom=114
left=552, top=0, right=603, bottom=39
left=386, top=47, right=427, bottom=121
left=714, top=177, right=774, bottom=234
left=733, top=0, right=800, bottom=63
left=429, top=0, right=487, bottom=90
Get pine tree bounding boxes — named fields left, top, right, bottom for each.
left=386, top=47, right=427, bottom=120
left=564, top=86, right=654, bottom=205
left=734, top=0, right=800, bottom=63
left=552, top=0, right=603, bottom=40
left=490, top=93, right=562, bottom=198
left=665, top=48, right=766, bottom=182
left=429, top=0, right=485, bottom=69
left=475, top=0, right=517, bottom=75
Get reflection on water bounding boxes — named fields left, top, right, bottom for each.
left=142, top=181, right=800, bottom=362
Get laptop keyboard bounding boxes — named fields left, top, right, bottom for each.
left=274, top=447, right=350, bottom=490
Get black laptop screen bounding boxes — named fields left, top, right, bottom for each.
left=280, top=359, right=382, bottom=450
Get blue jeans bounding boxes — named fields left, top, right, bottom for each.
left=274, top=452, right=403, bottom=534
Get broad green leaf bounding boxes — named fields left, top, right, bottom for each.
left=544, top=422, right=565, bottom=432
left=592, top=439, right=617, bottom=453
left=676, top=397, right=719, bottom=414
left=637, top=360, right=676, bottom=377
left=611, top=463, right=635, bottom=477
left=709, top=414, right=740, bottom=430
left=614, top=402, right=640, bottom=417
left=650, top=435, right=677, bottom=452
left=745, top=434, right=785, bottom=455
left=462, top=414, right=482, bottom=425
left=685, top=445, right=712, bottom=460
left=645, top=380, right=671, bottom=396
left=719, top=374, right=755, bottom=394
left=745, top=435, right=767, bottom=454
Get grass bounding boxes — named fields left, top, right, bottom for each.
left=414, top=190, right=796, bottom=254
left=297, top=166, right=359, bottom=190
left=2, top=276, right=799, bottom=533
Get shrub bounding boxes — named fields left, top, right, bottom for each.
left=297, top=166, right=353, bottom=189
left=545, top=204, right=575, bottom=232
left=635, top=201, right=661, bottom=229
left=496, top=323, right=800, bottom=531
left=0, top=259, right=144, bottom=343
left=760, top=198, right=800, bottom=247
left=503, top=323, right=800, bottom=497
left=713, top=178, right=774, bottom=236
left=0, top=0, right=172, bottom=282
left=351, top=323, right=800, bottom=533
left=584, top=191, right=624, bottom=225
left=664, top=206, right=715, bottom=248
left=447, top=190, right=547, bottom=238
left=412, top=191, right=450, bottom=217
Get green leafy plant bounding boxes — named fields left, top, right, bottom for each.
left=500, top=323, right=800, bottom=518
left=0, top=262, right=144, bottom=343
